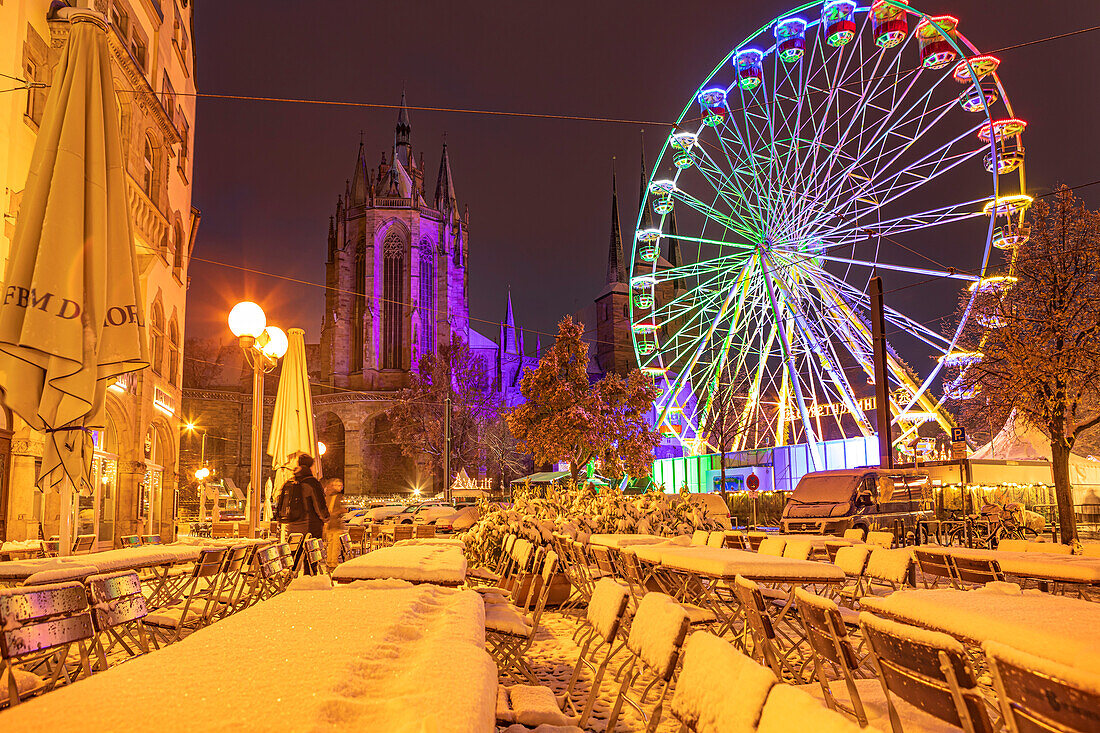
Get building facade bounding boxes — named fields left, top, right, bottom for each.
left=0, top=0, right=197, bottom=546
left=182, top=99, right=539, bottom=497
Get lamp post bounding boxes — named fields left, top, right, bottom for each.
left=228, top=302, right=288, bottom=537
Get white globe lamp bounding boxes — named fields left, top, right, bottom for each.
left=228, top=302, right=266, bottom=340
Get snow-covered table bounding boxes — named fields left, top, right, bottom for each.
left=0, top=582, right=496, bottom=732
left=861, top=583, right=1100, bottom=674
left=587, top=533, right=667, bottom=548
left=632, top=544, right=846, bottom=582
left=393, top=538, right=466, bottom=548
left=945, top=547, right=1100, bottom=588
left=0, top=544, right=208, bottom=586
left=332, top=544, right=467, bottom=586
left=721, top=532, right=858, bottom=551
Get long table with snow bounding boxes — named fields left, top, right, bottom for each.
left=332, top=544, right=467, bottom=585
left=0, top=544, right=209, bottom=586
left=631, top=544, right=846, bottom=583
left=587, top=533, right=667, bottom=548
left=861, top=583, right=1100, bottom=674
left=944, top=547, right=1100, bottom=588
left=0, top=582, right=496, bottom=732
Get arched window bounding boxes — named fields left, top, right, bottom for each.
left=173, top=221, right=185, bottom=272
left=382, top=232, right=405, bottom=369
left=150, top=302, right=165, bottom=375
left=418, top=240, right=435, bottom=357
left=351, top=241, right=366, bottom=372
left=168, top=319, right=180, bottom=385
left=142, top=135, right=156, bottom=197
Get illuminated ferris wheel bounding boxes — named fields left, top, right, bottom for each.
left=630, top=0, right=1029, bottom=463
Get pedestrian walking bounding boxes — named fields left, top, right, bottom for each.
left=274, top=454, right=329, bottom=573
left=324, top=478, right=347, bottom=568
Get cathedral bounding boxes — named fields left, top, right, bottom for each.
left=310, top=95, right=538, bottom=493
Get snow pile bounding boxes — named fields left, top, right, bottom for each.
left=506, top=684, right=576, bottom=727
left=586, top=578, right=629, bottom=641
left=0, top=540, right=43, bottom=552
left=670, top=631, right=776, bottom=733
left=626, top=592, right=689, bottom=677
left=0, top=584, right=496, bottom=732
left=866, top=548, right=913, bottom=585
left=331, top=545, right=467, bottom=585
left=757, top=684, right=870, bottom=732
left=287, top=574, right=333, bottom=591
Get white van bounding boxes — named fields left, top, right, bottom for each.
left=686, top=493, right=733, bottom=529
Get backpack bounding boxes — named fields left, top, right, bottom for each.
left=276, top=480, right=305, bottom=523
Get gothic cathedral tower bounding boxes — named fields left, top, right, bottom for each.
left=320, top=94, right=471, bottom=391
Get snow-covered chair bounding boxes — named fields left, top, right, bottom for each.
left=782, top=540, right=813, bottom=561
left=691, top=530, right=710, bottom=546
left=605, top=592, right=690, bottom=733
left=706, top=531, right=726, bottom=549
left=758, top=537, right=786, bottom=557
left=85, top=570, right=151, bottom=669
left=301, top=537, right=330, bottom=578
left=832, top=545, right=873, bottom=605
left=145, top=548, right=228, bottom=646
left=746, top=531, right=769, bottom=551
left=950, top=554, right=1005, bottom=587
left=859, top=612, right=995, bottom=733
left=467, top=534, right=516, bottom=588
left=496, top=577, right=632, bottom=730
left=794, top=588, right=872, bottom=725
left=731, top=576, right=785, bottom=678
left=866, top=531, right=894, bottom=549
left=0, top=582, right=94, bottom=706
left=985, top=640, right=1100, bottom=733
left=486, top=550, right=558, bottom=684
left=843, top=528, right=866, bottom=542
left=670, top=630, right=776, bottom=732
left=758, top=684, right=878, bottom=733
left=913, top=548, right=957, bottom=589
left=864, top=548, right=914, bottom=596
left=212, top=545, right=257, bottom=618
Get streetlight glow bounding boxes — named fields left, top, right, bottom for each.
left=317, top=441, right=327, bottom=456
left=261, top=326, right=289, bottom=359
left=195, top=467, right=211, bottom=481
left=228, top=301, right=266, bottom=339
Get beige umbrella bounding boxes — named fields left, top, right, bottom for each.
left=0, top=11, right=146, bottom=553
left=267, top=328, right=320, bottom=504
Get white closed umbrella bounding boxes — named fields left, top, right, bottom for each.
left=267, top=328, right=320, bottom=502
left=0, top=11, right=146, bottom=553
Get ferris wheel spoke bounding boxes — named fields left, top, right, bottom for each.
left=667, top=186, right=763, bottom=243
left=883, top=304, right=955, bottom=350
left=823, top=197, right=988, bottom=242
left=692, top=151, right=770, bottom=234
left=716, top=101, right=775, bottom=228
left=809, top=251, right=979, bottom=282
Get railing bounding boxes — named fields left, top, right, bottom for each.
left=127, top=177, right=169, bottom=258
left=374, top=198, right=411, bottom=208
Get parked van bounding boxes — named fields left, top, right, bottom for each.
left=780, top=469, right=932, bottom=537
left=686, top=493, right=733, bottom=530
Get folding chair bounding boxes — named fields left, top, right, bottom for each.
left=859, top=611, right=996, bottom=733
left=832, top=545, right=872, bottom=605
left=758, top=684, right=869, bottom=733
left=337, top=533, right=353, bottom=565
left=864, top=548, right=915, bottom=596
left=254, top=545, right=292, bottom=598
left=144, top=548, right=228, bottom=645
left=85, top=571, right=151, bottom=670
left=392, top=524, right=414, bottom=543
left=866, top=531, right=894, bottom=549
left=212, top=545, right=255, bottom=618
left=368, top=524, right=384, bottom=551
left=795, top=588, right=873, bottom=725
left=72, top=534, right=96, bottom=554
left=758, top=537, right=786, bottom=556
left=347, top=526, right=366, bottom=557
left=914, top=548, right=958, bottom=589
left=140, top=534, right=163, bottom=546
left=950, top=555, right=1005, bottom=587
left=467, top=534, right=516, bottom=588
left=605, top=592, right=690, bottom=733
left=0, top=582, right=94, bottom=706
left=782, top=540, right=813, bottom=561
left=414, top=524, right=436, bottom=539
left=119, top=535, right=142, bottom=548
left=985, top=640, right=1100, bottom=733
left=706, top=531, right=726, bottom=549
left=843, top=528, right=866, bottom=542
left=302, top=537, right=330, bottom=577
left=670, top=631, right=777, bottom=733
left=485, top=550, right=558, bottom=684
left=731, top=576, right=786, bottom=679
left=690, top=530, right=709, bottom=546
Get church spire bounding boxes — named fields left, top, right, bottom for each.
left=350, top=137, right=370, bottom=206
left=395, top=88, right=412, bottom=168
left=638, top=130, right=653, bottom=232
left=607, top=159, right=626, bottom=284
left=505, top=289, right=519, bottom=355
left=434, top=140, right=457, bottom=215
left=667, top=207, right=685, bottom=292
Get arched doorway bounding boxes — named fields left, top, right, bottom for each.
left=316, top=412, right=345, bottom=485
left=0, top=406, right=12, bottom=541
left=83, top=413, right=120, bottom=547
left=141, top=424, right=172, bottom=538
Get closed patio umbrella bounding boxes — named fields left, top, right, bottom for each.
left=267, top=328, right=320, bottom=505
left=0, top=11, right=146, bottom=552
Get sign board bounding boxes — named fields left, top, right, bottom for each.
left=746, top=473, right=760, bottom=495
left=950, top=441, right=967, bottom=460
left=951, top=427, right=966, bottom=443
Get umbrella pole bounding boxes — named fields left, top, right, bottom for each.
left=58, top=475, right=74, bottom=556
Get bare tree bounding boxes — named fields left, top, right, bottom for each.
left=951, top=188, right=1100, bottom=544
left=183, top=337, right=228, bottom=389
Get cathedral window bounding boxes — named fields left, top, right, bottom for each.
left=418, top=241, right=435, bottom=357
left=352, top=242, right=366, bottom=372
left=150, top=301, right=165, bottom=375
left=382, top=232, right=406, bottom=369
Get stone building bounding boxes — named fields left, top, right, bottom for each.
left=182, top=98, right=540, bottom=497
left=0, top=0, right=197, bottom=545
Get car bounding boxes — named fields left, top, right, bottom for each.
left=685, top=493, right=733, bottom=529
left=388, top=502, right=455, bottom=525
left=362, top=503, right=406, bottom=524
left=435, top=506, right=480, bottom=533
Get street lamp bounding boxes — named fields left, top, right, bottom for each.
left=317, top=441, right=327, bottom=457
left=229, top=301, right=288, bottom=537
left=194, top=467, right=211, bottom=481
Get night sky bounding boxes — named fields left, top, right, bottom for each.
left=187, top=0, right=1100, bottom=352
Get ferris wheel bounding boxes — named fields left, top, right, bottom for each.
left=630, top=0, right=1029, bottom=464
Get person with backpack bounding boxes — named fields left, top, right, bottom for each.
left=275, top=454, right=329, bottom=549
